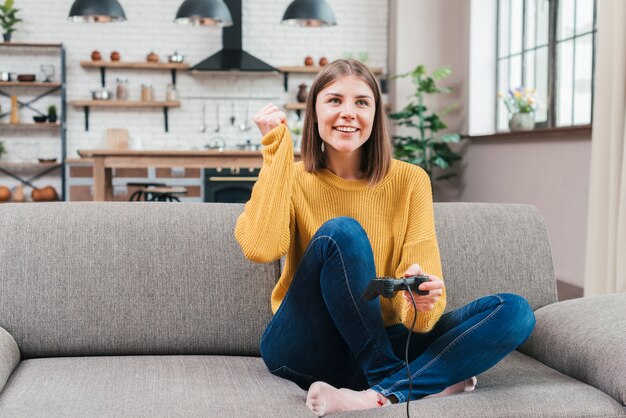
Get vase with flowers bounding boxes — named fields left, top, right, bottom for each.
left=498, top=87, right=538, bottom=131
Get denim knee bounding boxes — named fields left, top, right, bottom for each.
left=316, top=217, right=366, bottom=239
left=496, top=293, right=536, bottom=347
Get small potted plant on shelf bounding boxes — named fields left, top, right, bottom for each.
left=498, top=87, right=539, bottom=131
left=47, top=104, right=57, bottom=123
left=0, top=0, right=22, bottom=42
left=0, top=140, right=5, bottom=160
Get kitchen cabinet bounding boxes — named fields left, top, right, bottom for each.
left=0, top=42, right=67, bottom=201
left=70, top=61, right=189, bottom=132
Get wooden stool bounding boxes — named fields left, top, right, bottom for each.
left=127, top=182, right=167, bottom=201
left=144, top=186, right=187, bottom=202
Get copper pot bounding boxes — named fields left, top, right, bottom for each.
left=0, top=186, right=10, bottom=202
left=31, top=186, right=58, bottom=202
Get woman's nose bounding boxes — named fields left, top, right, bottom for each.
left=340, top=103, right=355, bottom=119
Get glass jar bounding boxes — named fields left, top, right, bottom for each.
left=165, top=84, right=177, bottom=101
left=115, top=78, right=128, bottom=100
left=140, top=84, right=153, bottom=102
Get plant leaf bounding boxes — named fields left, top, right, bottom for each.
left=435, top=173, right=458, bottom=181
left=439, top=134, right=462, bottom=143
left=432, top=66, right=452, bottom=80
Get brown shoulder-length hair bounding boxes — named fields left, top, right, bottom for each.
left=301, top=59, right=392, bottom=186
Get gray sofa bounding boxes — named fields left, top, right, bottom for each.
left=0, top=202, right=624, bottom=417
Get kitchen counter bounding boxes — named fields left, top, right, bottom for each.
left=75, top=149, right=300, bottom=201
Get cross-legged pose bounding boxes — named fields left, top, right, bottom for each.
left=235, top=59, right=535, bottom=416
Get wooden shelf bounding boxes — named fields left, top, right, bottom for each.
left=0, top=122, right=61, bottom=128
left=80, top=61, right=190, bottom=70
left=277, top=65, right=383, bottom=75
left=70, top=100, right=180, bottom=132
left=0, top=81, right=62, bottom=88
left=70, top=100, right=180, bottom=108
left=0, top=42, right=63, bottom=48
left=0, top=162, right=62, bottom=170
left=285, top=103, right=306, bottom=111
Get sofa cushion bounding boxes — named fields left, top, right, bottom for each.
left=520, top=293, right=626, bottom=406
left=0, top=352, right=623, bottom=418
left=434, top=203, right=557, bottom=312
left=0, top=203, right=278, bottom=359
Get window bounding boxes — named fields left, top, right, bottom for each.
left=496, top=0, right=597, bottom=130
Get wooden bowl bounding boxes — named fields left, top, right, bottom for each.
left=17, top=74, right=36, bottom=82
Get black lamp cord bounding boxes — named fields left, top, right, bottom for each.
left=403, top=285, right=418, bottom=418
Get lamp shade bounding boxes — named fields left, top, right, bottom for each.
left=175, top=0, right=233, bottom=27
left=281, top=0, right=337, bottom=27
left=68, top=0, right=127, bottom=23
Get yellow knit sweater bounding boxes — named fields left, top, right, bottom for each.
left=235, top=125, right=446, bottom=333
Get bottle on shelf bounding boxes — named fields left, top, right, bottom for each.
left=166, top=84, right=177, bottom=101
left=140, top=84, right=153, bottom=101
left=116, top=78, right=129, bottom=100
left=10, top=95, right=19, bottom=124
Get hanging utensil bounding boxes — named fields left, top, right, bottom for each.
left=214, top=104, right=221, bottom=133
left=199, top=103, right=207, bottom=133
left=230, top=102, right=236, bottom=126
left=239, top=102, right=252, bottom=131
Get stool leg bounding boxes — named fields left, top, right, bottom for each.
left=129, top=190, right=143, bottom=201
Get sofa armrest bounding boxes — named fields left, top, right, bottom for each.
left=0, top=326, right=20, bottom=393
left=519, top=293, right=626, bottom=406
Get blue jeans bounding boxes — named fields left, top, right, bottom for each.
left=260, top=217, right=536, bottom=402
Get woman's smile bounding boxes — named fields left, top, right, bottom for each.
left=315, top=75, right=376, bottom=155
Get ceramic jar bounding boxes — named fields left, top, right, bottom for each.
left=509, top=112, right=535, bottom=131
left=297, top=83, right=308, bottom=103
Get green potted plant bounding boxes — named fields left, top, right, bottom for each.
left=388, top=65, right=462, bottom=181
left=0, top=0, right=22, bottom=42
left=47, top=104, right=57, bottom=123
left=0, top=141, right=6, bottom=161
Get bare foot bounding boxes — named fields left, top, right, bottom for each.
left=306, top=381, right=388, bottom=417
left=424, top=376, right=478, bottom=399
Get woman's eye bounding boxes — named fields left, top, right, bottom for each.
left=357, top=100, right=369, bottom=106
left=328, top=97, right=341, bottom=104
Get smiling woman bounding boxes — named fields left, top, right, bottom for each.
left=237, top=59, right=535, bottom=417
left=301, top=59, right=391, bottom=185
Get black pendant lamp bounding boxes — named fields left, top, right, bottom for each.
left=175, top=0, right=233, bottom=27
left=68, top=0, right=127, bottom=23
left=281, top=0, right=337, bottom=27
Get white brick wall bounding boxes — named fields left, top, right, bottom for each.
left=0, top=0, right=388, bottom=198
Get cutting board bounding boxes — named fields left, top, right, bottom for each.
left=105, top=128, right=129, bottom=149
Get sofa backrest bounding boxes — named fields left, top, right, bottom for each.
left=434, top=203, right=557, bottom=312
left=0, top=202, right=278, bottom=359
left=0, top=202, right=556, bottom=359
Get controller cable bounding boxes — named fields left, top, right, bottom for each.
left=403, top=284, right=418, bottom=418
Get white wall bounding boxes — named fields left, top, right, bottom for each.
left=389, top=0, right=470, bottom=134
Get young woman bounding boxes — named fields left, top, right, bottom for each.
left=235, top=59, right=535, bottom=416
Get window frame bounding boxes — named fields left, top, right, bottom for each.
left=495, top=0, right=597, bottom=130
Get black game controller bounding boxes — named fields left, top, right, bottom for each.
left=361, top=275, right=430, bottom=301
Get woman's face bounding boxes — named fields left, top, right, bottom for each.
left=315, top=75, right=376, bottom=155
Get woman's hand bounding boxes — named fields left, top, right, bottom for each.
left=254, top=103, right=287, bottom=136
left=401, top=263, right=444, bottom=312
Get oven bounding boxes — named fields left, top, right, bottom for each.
left=204, top=167, right=260, bottom=203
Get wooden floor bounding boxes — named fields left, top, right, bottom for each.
left=556, top=280, right=584, bottom=301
